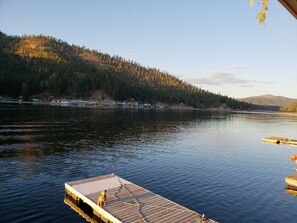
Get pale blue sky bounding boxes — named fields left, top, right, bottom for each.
left=0, top=0, right=296, bottom=98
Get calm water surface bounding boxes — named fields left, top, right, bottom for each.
left=1, top=104, right=297, bottom=223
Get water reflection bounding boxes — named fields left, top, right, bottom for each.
left=1, top=104, right=297, bottom=223
left=22, top=142, right=41, bottom=162
left=285, top=187, right=297, bottom=197
left=0, top=104, right=232, bottom=161
left=64, top=194, right=104, bottom=223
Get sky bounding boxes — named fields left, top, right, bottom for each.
left=0, top=0, right=296, bottom=98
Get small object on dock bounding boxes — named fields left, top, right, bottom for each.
left=65, top=173, right=217, bottom=223
left=262, top=136, right=297, bottom=146
left=97, top=190, right=107, bottom=207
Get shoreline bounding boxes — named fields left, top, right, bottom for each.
left=3, top=100, right=297, bottom=115
left=0, top=100, right=232, bottom=111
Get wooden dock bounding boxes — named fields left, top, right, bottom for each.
left=261, top=136, right=297, bottom=146
left=65, top=173, right=217, bottom=223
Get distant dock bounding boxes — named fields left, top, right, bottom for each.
left=261, top=136, right=297, bottom=146
left=65, top=173, right=217, bottom=223
left=285, top=173, right=297, bottom=195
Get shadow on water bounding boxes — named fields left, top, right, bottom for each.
left=64, top=193, right=105, bottom=223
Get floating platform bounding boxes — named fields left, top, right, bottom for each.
left=65, top=173, right=217, bottom=223
left=261, top=136, right=297, bottom=146
left=285, top=173, right=297, bottom=189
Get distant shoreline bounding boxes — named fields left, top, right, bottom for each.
left=0, top=100, right=218, bottom=111
left=1, top=100, right=290, bottom=114
left=278, top=111, right=297, bottom=115
left=0, top=100, right=297, bottom=116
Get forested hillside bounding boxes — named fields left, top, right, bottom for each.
left=0, top=31, right=250, bottom=109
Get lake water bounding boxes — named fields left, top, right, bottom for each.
left=1, top=103, right=297, bottom=223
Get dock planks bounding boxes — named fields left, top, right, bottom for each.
left=65, top=173, right=217, bottom=223
left=262, top=136, right=297, bottom=146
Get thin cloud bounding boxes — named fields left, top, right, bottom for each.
left=240, top=85, right=253, bottom=88
left=259, top=70, right=275, bottom=74
left=228, top=65, right=249, bottom=69
left=183, top=71, right=273, bottom=86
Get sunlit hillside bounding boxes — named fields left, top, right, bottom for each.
left=280, top=102, right=297, bottom=112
